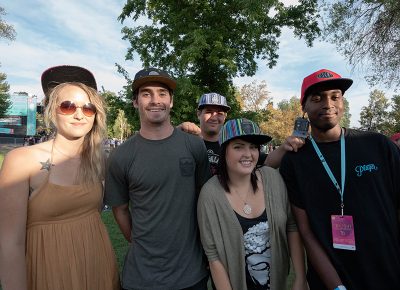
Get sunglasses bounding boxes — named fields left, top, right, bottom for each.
left=58, top=100, right=97, bottom=117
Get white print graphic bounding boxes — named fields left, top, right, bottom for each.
left=243, top=221, right=271, bottom=288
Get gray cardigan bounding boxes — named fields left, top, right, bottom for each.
left=197, top=166, right=297, bottom=290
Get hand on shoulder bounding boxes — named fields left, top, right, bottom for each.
left=177, top=122, right=202, bottom=136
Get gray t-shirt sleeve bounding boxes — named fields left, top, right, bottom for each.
left=188, top=135, right=212, bottom=191
left=104, top=148, right=130, bottom=206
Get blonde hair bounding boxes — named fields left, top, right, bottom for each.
left=44, top=82, right=106, bottom=185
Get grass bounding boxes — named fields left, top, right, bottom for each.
left=0, top=144, right=19, bottom=168
left=101, top=210, right=129, bottom=271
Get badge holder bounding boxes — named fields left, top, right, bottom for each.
left=331, top=213, right=356, bottom=251
left=293, top=115, right=309, bottom=139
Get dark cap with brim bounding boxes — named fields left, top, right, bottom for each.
left=132, top=68, right=176, bottom=93
left=41, top=65, right=97, bottom=98
left=301, top=69, right=353, bottom=105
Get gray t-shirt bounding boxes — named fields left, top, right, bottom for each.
left=105, top=128, right=211, bottom=290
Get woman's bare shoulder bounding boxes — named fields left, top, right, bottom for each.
left=3, top=141, right=52, bottom=171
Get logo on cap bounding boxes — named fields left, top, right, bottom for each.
left=148, top=71, right=160, bottom=76
left=317, top=72, right=334, bottom=79
left=242, top=120, right=255, bottom=134
left=211, top=94, right=219, bottom=104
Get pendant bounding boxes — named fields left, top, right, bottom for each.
left=243, top=203, right=252, bottom=215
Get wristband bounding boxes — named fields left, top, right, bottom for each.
left=334, top=286, right=346, bottom=290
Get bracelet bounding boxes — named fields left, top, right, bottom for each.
left=334, top=286, right=346, bottom=290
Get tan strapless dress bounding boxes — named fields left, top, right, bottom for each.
left=26, top=180, right=120, bottom=290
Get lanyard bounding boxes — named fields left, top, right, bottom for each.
left=310, top=128, right=346, bottom=216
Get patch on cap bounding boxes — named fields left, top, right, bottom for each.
left=132, top=67, right=176, bottom=93
left=317, top=71, right=334, bottom=79
left=148, top=70, right=161, bottom=76
left=197, top=92, right=230, bottom=111
left=300, top=69, right=353, bottom=104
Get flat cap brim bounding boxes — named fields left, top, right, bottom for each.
left=41, top=65, right=97, bottom=97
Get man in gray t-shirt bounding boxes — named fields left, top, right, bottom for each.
left=105, top=68, right=211, bottom=290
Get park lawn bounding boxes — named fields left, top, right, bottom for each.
left=0, top=149, right=7, bottom=168
left=0, top=144, right=19, bottom=168
left=101, top=210, right=129, bottom=271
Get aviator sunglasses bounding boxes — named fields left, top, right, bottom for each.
left=58, top=100, right=97, bottom=117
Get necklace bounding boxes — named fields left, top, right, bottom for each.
left=53, top=142, right=81, bottom=159
left=232, top=188, right=252, bottom=215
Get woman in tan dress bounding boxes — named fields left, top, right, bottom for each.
left=0, top=65, right=119, bottom=290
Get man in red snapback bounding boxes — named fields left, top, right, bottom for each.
left=279, top=69, right=400, bottom=290
left=390, top=132, right=400, bottom=148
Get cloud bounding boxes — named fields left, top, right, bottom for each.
left=1, top=0, right=396, bottom=128
left=0, top=0, right=135, bottom=100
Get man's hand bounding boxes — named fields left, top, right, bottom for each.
left=265, top=136, right=305, bottom=168
left=281, top=136, right=305, bottom=152
left=177, top=122, right=202, bottom=136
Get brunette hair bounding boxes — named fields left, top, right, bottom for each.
left=217, top=139, right=260, bottom=194
left=44, top=82, right=106, bottom=185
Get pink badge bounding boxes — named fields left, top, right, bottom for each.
left=331, top=215, right=356, bottom=251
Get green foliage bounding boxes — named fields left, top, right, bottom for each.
left=120, top=0, right=319, bottom=76
left=340, top=98, right=351, bottom=128
left=0, top=7, right=16, bottom=41
left=0, top=152, right=4, bottom=168
left=113, top=109, right=133, bottom=140
left=389, top=95, right=400, bottom=134
left=101, top=84, right=138, bottom=138
left=359, top=89, right=391, bottom=133
left=0, top=71, right=11, bottom=117
left=118, top=0, right=320, bottom=125
left=101, top=211, right=129, bottom=271
left=323, top=0, right=400, bottom=88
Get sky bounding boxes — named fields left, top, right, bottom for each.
left=0, top=0, right=395, bottom=127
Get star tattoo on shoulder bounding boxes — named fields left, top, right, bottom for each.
left=40, top=159, right=54, bottom=171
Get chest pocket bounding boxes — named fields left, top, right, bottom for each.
left=179, top=157, right=195, bottom=176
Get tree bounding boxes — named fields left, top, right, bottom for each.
left=237, top=80, right=272, bottom=112
left=340, top=98, right=351, bottom=128
left=261, top=96, right=303, bottom=144
left=113, top=109, right=133, bottom=141
left=359, top=89, right=390, bottom=133
left=0, top=6, right=16, bottom=41
left=118, top=0, right=320, bottom=123
left=323, top=0, right=400, bottom=88
left=101, top=89, right=134, bottom=136
left=0, top=7, right=16, bottom=116
left=0, top=71, right=11, bottom=116
left=234, top=80, right=272, bottom=125
left=388, top=95, right=400, bottom=134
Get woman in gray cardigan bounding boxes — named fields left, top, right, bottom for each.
left=198, top=118, right=307, bottom=290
